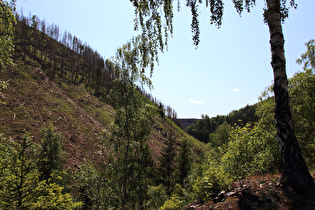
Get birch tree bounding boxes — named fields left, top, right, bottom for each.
left=104, top=36, right=155, bottom=209
left=129, top=0, right=314, bottom=190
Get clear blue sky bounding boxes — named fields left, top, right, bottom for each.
left=16, top=0, right=315, bottom=118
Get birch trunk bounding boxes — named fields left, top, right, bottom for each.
left=266, top=0, right=314, bottom=190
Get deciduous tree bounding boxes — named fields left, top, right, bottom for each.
left=129, top=0, right=314, bottom=190
left=103, top=37, right=155, bottom=209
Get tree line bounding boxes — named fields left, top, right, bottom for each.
left=13, top=12, right=180, bottom=124
left=186, top=104, right=258, bottom=143
left=14, top=12, right=117, bottom=98
left=138, top=87, right=178, bottom=120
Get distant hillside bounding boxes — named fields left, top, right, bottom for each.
left=0, top=17, right=205, bottom=169
left=186, top=104, right=258, bottom=143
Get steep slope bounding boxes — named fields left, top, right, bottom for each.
left=0, top=53, right=205, bottom=169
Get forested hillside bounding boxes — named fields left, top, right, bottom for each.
left=186, top=104, right=258, bottom=143
left=1, top=13, right=204, bottom=161
left=0, top=1, right=314, bottom=209
left=0, top=10, right=206, bottom=209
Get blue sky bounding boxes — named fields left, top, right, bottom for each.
left=16, top=0, right=315, bottom=118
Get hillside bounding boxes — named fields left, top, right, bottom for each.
left=1, top=12, right=314, bottom=209
left=0, top=52, right=204, bottom=168
left=0, top=17, right=205, bottom=168
left=185, top=104, right=258, bottom=143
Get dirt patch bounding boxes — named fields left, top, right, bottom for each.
left=184, top=174, right=315, bottom=210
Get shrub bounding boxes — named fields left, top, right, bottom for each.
left=221, top=123, right=279, bottom=180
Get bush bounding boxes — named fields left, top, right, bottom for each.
left=221, top=123, right=279, bottom=180
left=146, top=184, right=167, bottom=209
left=192, top=153, right=231, bottom=202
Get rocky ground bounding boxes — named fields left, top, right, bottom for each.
left=184, top=173, right=315, bottom=210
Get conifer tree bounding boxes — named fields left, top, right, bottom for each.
left=159, top=132, right=177, bottom=196
left=176, top=138, right=192, bottom=187
left=37, top=125, right=64, bottom=181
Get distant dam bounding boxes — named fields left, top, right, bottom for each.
left=177, top=118, right=199, bottom=129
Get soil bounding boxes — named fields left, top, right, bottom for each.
left=184, top=173, right=315, bottom=210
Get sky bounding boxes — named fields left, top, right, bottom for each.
left=16, top=0, right=315, bottom=118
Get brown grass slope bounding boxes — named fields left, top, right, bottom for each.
left=0, top=53, right=205, bottom=169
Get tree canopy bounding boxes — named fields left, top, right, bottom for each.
left=130, top=0, right=296, bottom=51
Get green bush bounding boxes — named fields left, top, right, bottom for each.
left=0, top=133, right=81, bottom=209
left=146, top=184, right=168, bottom=209
left=221, top=123, right=279, bottom=180
left=192, top=153, right=231, bottom=202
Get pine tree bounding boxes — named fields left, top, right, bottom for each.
left=159, top=132, right=177, bottom=196
left=176, top=138, right=192, bottom=186
left=37, top=125, right=64, bottom=181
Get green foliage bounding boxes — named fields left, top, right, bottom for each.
left=0, top=80, right=8, bottom=105
left=0, top=1, right=15, bottom=106
left=221, top=123, right=279, bottom=180
left=159, top=184, right=188, bottom=210
left=37, top=125, right=64, bottom=181
left=192, top=152, right=231, bottom=202
left=159, top=132, right=177, bottom=196
left=186, top=105, right=257, bottom=143
left=96, top=40, right=156, bottom=208
left=131, top=0, right=296, bottom=48
left=289, top=41, right=315, bottom=165
left=160, top=195, right=183, bottom=210
left=296, top=39, right=315, bottom=70
left=0, top=133, right=40, bottom=208
left=32, top=179, right=82, bottom=209
left=74, top=163, right=110, bottom=209
left=204, top=39, right=315, bottom=186
left=186, top=114, right=212, bottom=143
left=254, top=41, right=315, bottom=166
left=104, top=85, right=155, bottom=208
left=209, top=121, right=233, bottom=148
left=189, top=42, right=315, bottom=200
left=176, top=138, right=192, bottom=186
left=0, top=133, right=80, bottom=209
left=113, top=35, right=155, bottom=86
left=0, top=0, right=15, bottom=70
left=146, top=184, right=168, bottom=209
left=290, top=68, right=315, bottom=164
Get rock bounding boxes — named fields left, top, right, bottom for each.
left=225, top=191, right=236, bottom=197
left=214, top=191, right=226, bottom=203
